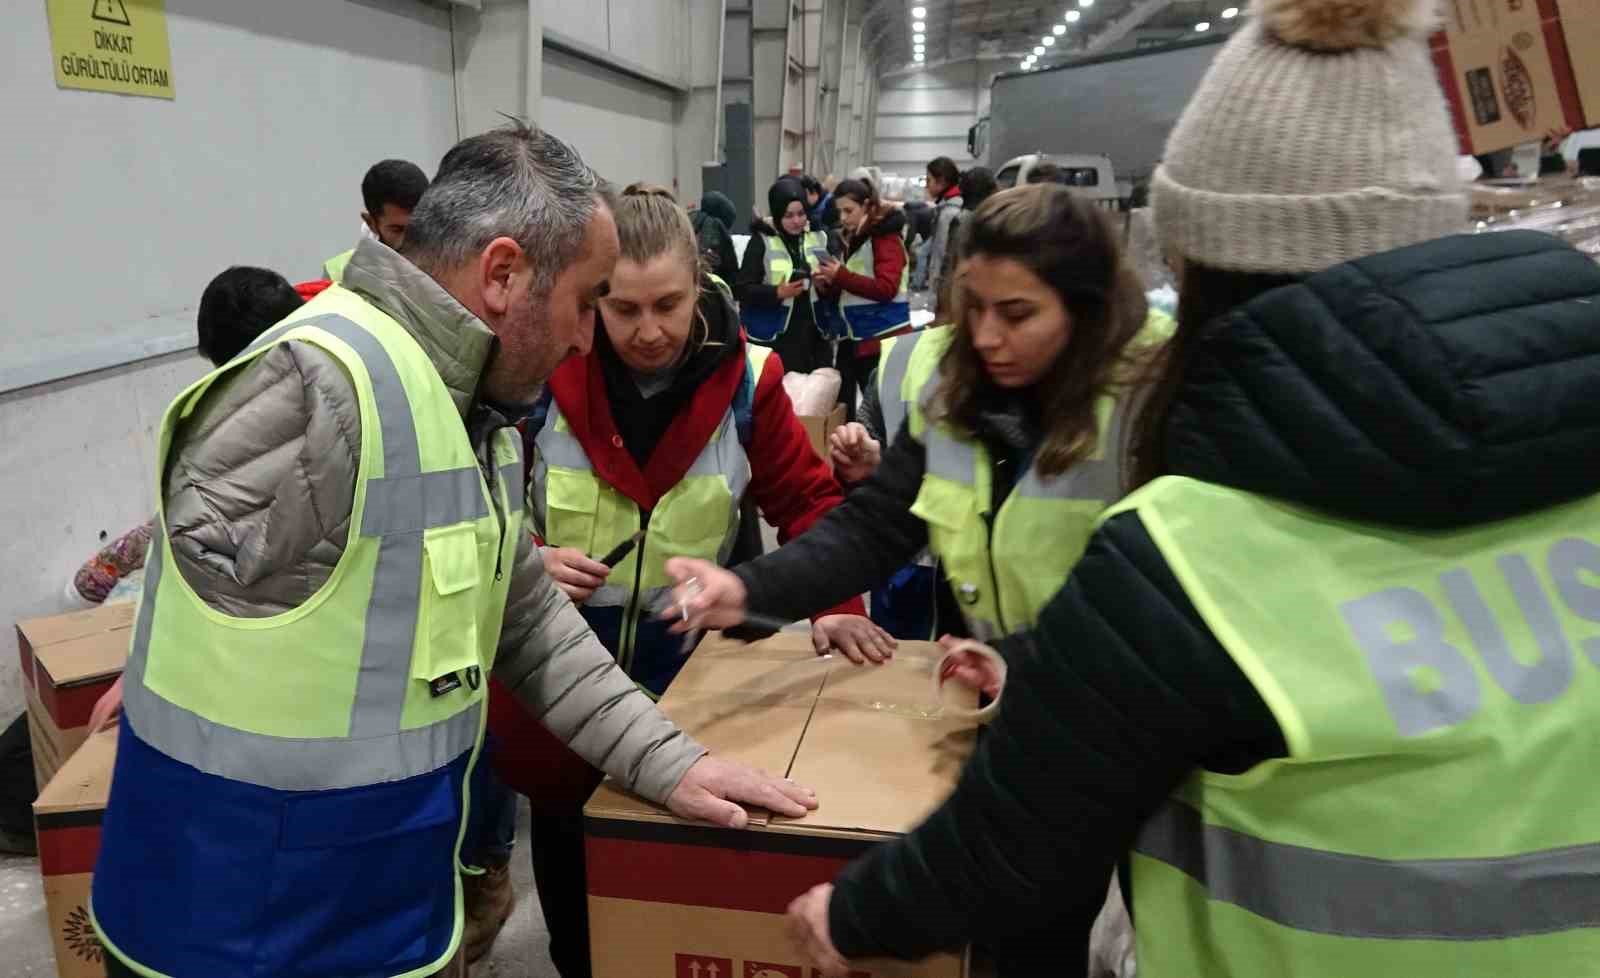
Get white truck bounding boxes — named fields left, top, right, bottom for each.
left=993, top=153, right=1124, bottom=209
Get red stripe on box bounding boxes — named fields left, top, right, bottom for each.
left=17, top=638, right=35, bottom=689
left=37, top=824, right=102, bottom=877
left=1430, top=31, right=1475, bottom=157
left=1536, top=0, right=1586, bottom=132
left=35, top=668, right=115, bottom=730
left=587, top=836, right=851, bottom=915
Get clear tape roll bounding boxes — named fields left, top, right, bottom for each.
left=932, top=640, right=1006, bottom=724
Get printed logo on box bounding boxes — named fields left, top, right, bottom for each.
left=676, top=954, right=733, bottom=978
left=746, top=963, right=804, bottom=978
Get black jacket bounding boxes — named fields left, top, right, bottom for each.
left=811, top=232, right=1600, bottom=963
left=690, top=209, right=740, bottom=286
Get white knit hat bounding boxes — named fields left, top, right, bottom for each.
left=1153, top=0, right=1469, bottom=275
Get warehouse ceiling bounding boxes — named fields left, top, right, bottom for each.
left=866, top=0, right=1243, bottom=69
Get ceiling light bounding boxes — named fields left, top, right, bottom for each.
left=1033, top=45, right=1045, bottom=54
left=912, top=5, right=926, bottom=16
left=1194, top=20, right=1211, bottom=30
left=1079, top=0, right=1094, bottom=7
left=1019, top=60, right=1030, bottom=70
left=914, top=45, right=925, bottom=55
left=1066, top=10, right=1081, bottom=21
left=1043, top=35, right=1056, bottom=45
left=913, top=20, right=926, bottom=31
left=913, top=32, right=925, bottom=42
left=1053, top=23, right=1067, bottom=34
left=1221, top=5, right=1239, bottom=16
left=914, top=52, right=925, bottom=61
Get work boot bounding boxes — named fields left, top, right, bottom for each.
left=462, top=861, right=514, bottom=963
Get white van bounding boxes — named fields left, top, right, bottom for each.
left=995, top=153, right=1123, bottom=209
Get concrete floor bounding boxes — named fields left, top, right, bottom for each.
left=1, top=798, right=558, bottom=978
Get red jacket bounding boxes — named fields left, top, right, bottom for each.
left=821, top=208, right=909, bottom=306
left=490, top=331, right=865, bottom=809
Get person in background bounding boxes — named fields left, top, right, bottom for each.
left=690, top=189, right=741, bottom=284
left=73, top=267, right=320, bottom=608
left=737, top=176, right=842, bottom=377
left=93, top=125, right=815, bottom=978
left=803, top=173, right=841, bottom=232
left=322, top=158, right=430, bottom=282
left=912, top=156, right=964, bottom=301
left=494, top=184, right=883, bottom=978
left=774, top=2, right=1600, bottom=976
left=959, top=166, right=998, bottom=215
left=813, top=178, right=910, bottom=402
left=670, top=182, right=1170, bottom=667
left=1026, top=160, right=1065, bottom=185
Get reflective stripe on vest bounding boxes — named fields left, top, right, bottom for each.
left=324, top=248, right=354, bottom=284
left=1112, top=476, right=1600, bottom=975
left=532, top=347, right=766, bottom=675
left=876, top=329, right=925, bottom=443
left=838, top=235, right=910, bottom=340
left=744, top=232, right=827, bottom=341
left=121, top=303, right=520, bottom=792
left=905, top=321, right=1151, bottom=641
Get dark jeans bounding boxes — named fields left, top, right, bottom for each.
left=463, top=734, right=518, bottom=867
left=530, top=813, right=590, bottom=978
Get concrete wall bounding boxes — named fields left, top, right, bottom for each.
left=870, top=58, right=1009, bottom=180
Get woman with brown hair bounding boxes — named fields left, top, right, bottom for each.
left=486, top=183, right=882, bottom=978
left=664, top=181, right=1169, bottom=653
left=813, top=176, right=911, bottom=402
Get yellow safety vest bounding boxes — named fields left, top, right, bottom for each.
left=1113, top=476, right=1600, bottom=976
left=837, top=235, right=910, bottom=340
left=905, top=314, right=1171, bottom=640
left=92, top=284, right=522, bottom=978
left=324, top=248, right=355, bottom=283
left=743, top=231, right=828, bottom=342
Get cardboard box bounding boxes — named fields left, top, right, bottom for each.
left=33, top=724, right=117, bottom=978
left=1429, top=0, right=1588, bottom=156
left=797, top=404, right=847, bottom=466
left=1556, top=0, right=1600, bottom=127
left=17, top=603, right=134, bottom=790
left=585, top=632, right=976, bottom=978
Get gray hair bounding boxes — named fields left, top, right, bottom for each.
left=402, top=123, right=613, bottom=293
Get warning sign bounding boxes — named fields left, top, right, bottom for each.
left=676, top=954, right=733, bottom=978
left=46, top=0, right=175, bottom=100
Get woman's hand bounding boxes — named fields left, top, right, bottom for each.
left=788, top=884, right=851, bottom=978
left=662, top=558, right=749, bottom=632
left=814, top=257, right=842, bottom=289
left=938, top=635, right=1005, bottom=698
left=813, top=615, right=896, bottom=664
left=829, top=423, right=882, bottom=483
left=88, top=675, right=125, bottom=732
left=777, top=279, right=808, bottom=300
left=541, top=547, right=612, bottom=604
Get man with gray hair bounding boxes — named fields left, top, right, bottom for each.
left=91, top=124, right=817, bottom=978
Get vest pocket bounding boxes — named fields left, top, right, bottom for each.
left=651, top=481, right=735, bottom=568
left=911, top=476, right=974, bottom=532
left=416, top=523, right=483, bottom=691
left=545, top=467, right=600, bottom=553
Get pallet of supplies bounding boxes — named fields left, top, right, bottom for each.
left=33, top=723, right=116, bottom=978
left=16, top=603, right=133, bottom=790
left=584, top=631, right=975, bottom=978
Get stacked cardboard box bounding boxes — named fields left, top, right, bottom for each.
left=33, top=724, right=117, bottom=978
left=585, top=632, right=975, bottom=978
left=797, top=404, right=847, bottom=467
left=1429, top=0, right=1595, bottom=157
left=16, top=603, right=133, bottom=790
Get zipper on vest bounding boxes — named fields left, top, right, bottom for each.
left=620, top=509, right=652, bottom=674
left=480, top=431, right=508, bottom=582
left=981, top=511, right=1008, bottom=638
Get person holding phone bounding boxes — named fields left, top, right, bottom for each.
left=736, top=176, right=842, bottom=375
left=494, top=184, right=884, bottom=978
left=813, top=178, right=911, bottom=398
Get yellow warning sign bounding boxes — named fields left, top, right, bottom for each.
left=46, top=0, right=175, bottom=100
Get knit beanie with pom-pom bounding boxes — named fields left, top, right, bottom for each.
left=1152, top=0, right=1469, bottom=275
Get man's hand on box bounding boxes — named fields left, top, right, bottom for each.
left=788, top=884, right=851, bottom=978
left=666, top=755, right=818, bottom=828
left=813, top=614, right=896, bottom=664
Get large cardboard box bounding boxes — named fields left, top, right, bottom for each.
left=1429, top=0, right=1588, bottom=156
left=33, top=724, right=117, bottom=978
left=1556, top=0, right=1600, bottom=127
left=17, top=603, right=134, bottom=791
left=797, top=404, right=847, bottom=466
left=585, top=633, right=975, bottom=978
